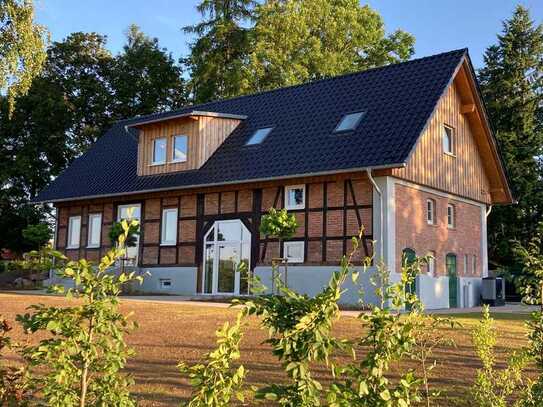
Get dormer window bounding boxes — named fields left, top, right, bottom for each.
left=172, top=135, right=188, bottom=162
left=246, top=127, right=273, bottom=145
left=334, top=111, right=365, bottom=133
left=152, top=138, right=167, bottom=164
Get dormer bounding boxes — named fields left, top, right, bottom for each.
left=128, top=111, right=246, bottom=176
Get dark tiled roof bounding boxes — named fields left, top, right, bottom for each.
left=36, top=49, right=467, bottom=203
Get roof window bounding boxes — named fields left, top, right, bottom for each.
left=334, top=111, right=365, bottom=132
left=246, top=127, right=273, bottom=145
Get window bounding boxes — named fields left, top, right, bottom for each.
left=172, top=135, right=188, bottom=162
left=447, top=204, right=455, bottom=228
left=334, top=111, right=365, bottom=132
left=472, top=255, right=477, bottom=275
left=161, top=208, right=178, bottom=245
left=67, top=216, right=81, bottom=249
left=426, top=199, right=436, bottom=225
left=427, top=251, right=436, bottom=276
left=87, top=213, right=102, bottom=248
left=443, top=125, right=454, bottom=154
left=464, top=254, right=469, bottom=275
left=284, top=241, right=304, bottom=263
left=159, top=279, right=172, bottom=289
left=246, top=127, right=273, bottom=145
left=152, top=137, right=167, bottom=164
left=285, top=185, right=305, bottom=210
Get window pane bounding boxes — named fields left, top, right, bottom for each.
left=335, top=112, right=365, bottom=132
left=88, top=214, right=101, bottom=247
left=217, top=221, right=242, bottom=241
left=204, top=244, right=214, bottom=294
left=118, top=205, right=141, bottom=220
left=287, top=187, right=305, bottom=208
left=161, top=209, right=178, bottom=244
left=153, top=138, right=167, bottom=163
left=173, top=135, right=187, bottom=162
left=68, top=217, right=81, bottom=248
left=285, top=242, right=304, bottom=262
left=246, top=128, right=272, bottom=145
left=443, top=126, right=453, bottom=153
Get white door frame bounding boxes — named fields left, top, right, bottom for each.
left=202, top=219, right=251, bottom=295
left=117, top=203, right=141, bottom=266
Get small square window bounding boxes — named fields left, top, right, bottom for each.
left=447, top=204, right=455, bottom=228
left=172, top=135, right=188, bottom=162
left=426, top=199, right=435, bottom=225
left=152, top=138, right=167, bottom=164
left=161, top=208, right=178, bottom=245
left=159, top=279, right=172, bottom=289
left=284, top=241, right=304, bottom=263
left=443, top=125, right=454, bottom=154
left=285, top=185, right=305, bottom=210
left=246, top=127, right=273, bottom=145
left=334, top=111, right=365, bottom=132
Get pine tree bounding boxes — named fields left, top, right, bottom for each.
left=183, top=0, right=255, bottom=103
left=478, top=5, right=543, bottom=270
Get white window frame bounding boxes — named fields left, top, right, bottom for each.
left=152, top=137, right=167, bottom=165
left=87, top=213, right=102, bottom=248
left=447, top=204, right=455, bottom=228
left=172, top=135, right=188, bottom=163
left=443, top=124, right=455, bottom=155
left=67, top=216, right=81, bottom=249
left=426, top=199, right=435, bottom=225
left=284, top=241, right=304, bottom=263
left=284, top=185, right=305, bottom=210
left=161, top=208, right=178, bottom=246
left=472, top=255, right=477, bottom=275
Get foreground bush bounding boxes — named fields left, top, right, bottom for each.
left=17, top=219, right=142, bottom=407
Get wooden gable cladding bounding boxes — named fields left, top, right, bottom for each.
left=136, top=115, right=242, bottom=176
left=393, top=64, right=493, bottom=204
left=392, top=60, right=512, bottom=204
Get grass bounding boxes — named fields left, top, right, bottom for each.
left=0, top=292, right=535, bottom=406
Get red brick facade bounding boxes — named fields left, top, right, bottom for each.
left=55, top=174, right=374, bottom=280
left=395, top=183, right=482, bottom=277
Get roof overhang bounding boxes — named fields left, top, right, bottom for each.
left=125, top=111, right=248, bottom=129
left=35, top=163, right=405, bottom=204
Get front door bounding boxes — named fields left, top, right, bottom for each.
left=203, top=220, right=251, bottom=295
left=446, top=253, right=458, bottom=308
left=117, top=204, right=141, bottom=266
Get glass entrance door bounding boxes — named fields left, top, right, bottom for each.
left=203, top=220, right=251, bottom=295
left=117, top=204, right=141, bottom=266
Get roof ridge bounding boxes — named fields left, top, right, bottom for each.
left=120, top=48, right=468, bottom=126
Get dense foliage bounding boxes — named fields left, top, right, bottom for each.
left=478, top=5, right=543, bottom=273
left=0, top=0, right=47, bottom=114
left=16, top=219, right=142, bottom=406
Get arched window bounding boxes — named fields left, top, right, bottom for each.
left=402, top=248, right=416, bottom=266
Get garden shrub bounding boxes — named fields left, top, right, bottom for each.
left=17, top=218, right=142, bottom=407
left=179, top=313, right=246, bottom=407
left=471, top=305, right=529, bottom=407
left=327, top=254, right=426, bottom=407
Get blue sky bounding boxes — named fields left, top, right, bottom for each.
left=35, top=0, right=543, bottom=69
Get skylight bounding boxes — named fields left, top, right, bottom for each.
left=334, top=111, right=365, bottom=133
left=246, top=127, right=273, bottom=145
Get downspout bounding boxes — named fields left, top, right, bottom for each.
left=366, top=169, right=384, bottom=260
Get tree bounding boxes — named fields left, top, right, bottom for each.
left=242, top=0, right=414, bottom=93
left=184, top=0, right=255, bottom=103
left=478, top=5, right=543, bottom=270
left=0, top=0, right=47, bottom=114
left=21, top=223, right=51, bottom=250
left=110, top=25, right=186, bottom=118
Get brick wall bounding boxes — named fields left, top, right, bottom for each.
left=395, top=183, right=482, bottom=277
left=54, top=174, right=374, bottom=270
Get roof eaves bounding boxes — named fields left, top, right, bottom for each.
left=126, top=111, right=248, bottom=128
